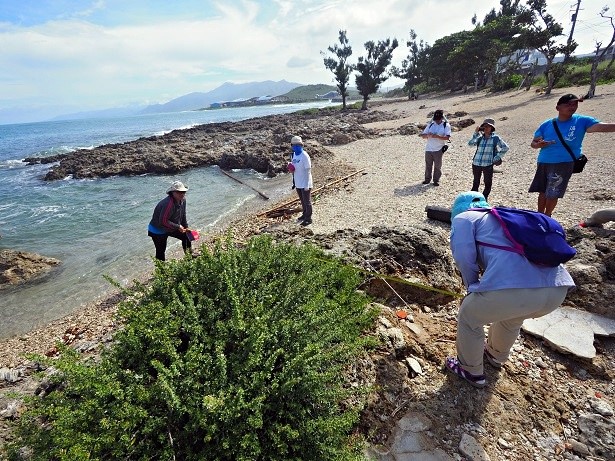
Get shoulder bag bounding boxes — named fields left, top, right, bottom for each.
left=551, top=119, right=587, bottom=173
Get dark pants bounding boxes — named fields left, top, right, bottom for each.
left=296, top=188, right=312, bottom=221
left=148, top=230, right=191, bottom=261
left=471, top=164, right=494, bottom=200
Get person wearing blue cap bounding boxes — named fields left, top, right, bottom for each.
left=445, top=191, right=575, bottom=388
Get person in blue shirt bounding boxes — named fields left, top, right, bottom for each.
left=529, top=94, right=615, bottom=216
left=445, top=191, right=575, bottom=388
left=468, top=118, right=509, bottom=200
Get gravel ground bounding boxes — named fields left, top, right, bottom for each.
left=308, top=82, right=615, bottom=235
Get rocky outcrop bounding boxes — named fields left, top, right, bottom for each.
left=565, top=226, right=615, bottom=319
left=24, top=110, right=397, bottom=181
left=0, top=250, right=61, bottom=290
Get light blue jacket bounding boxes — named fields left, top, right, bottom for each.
left=450, top=210, right=575, bottom=292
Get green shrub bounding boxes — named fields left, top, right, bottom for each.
left=7, top=235, right=378, bottom=461
left=491, top=73, right=524, bottom=92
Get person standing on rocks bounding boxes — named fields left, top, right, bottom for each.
left=468, top=118, right=509, bottom=200
left=419, top=109, right=451, bottom=186
left=529, top=93, right=615, bottom=216
left=288, top=135, right=313, bottom=226
left=148, top=180, right=193, bottom=261
left=445, top=191, right=575, bottom=388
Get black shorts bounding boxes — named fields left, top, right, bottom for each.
left=528, top=162, right=574, bottom=199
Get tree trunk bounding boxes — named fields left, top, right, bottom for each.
left=544, top=59, right=554, bottom=95
left=361, top=96, right=369, bottom=110
left=586, top=60, right=599, bottom=99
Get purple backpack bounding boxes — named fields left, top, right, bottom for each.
left=471, top=207, right=577, bottom=267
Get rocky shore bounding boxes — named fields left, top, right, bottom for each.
left=24, top=109, right=398, bottom=180
left=2, top=83, right=615, bottom=460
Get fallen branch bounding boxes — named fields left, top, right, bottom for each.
left=258, top=168, right=366, bottom=217
left=220, top=169, right=269, bottom=200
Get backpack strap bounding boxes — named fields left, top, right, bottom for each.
left=470, top=207, right=525, bottom=255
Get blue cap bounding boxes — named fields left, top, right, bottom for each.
left=451, top=191, right=491, bottom=219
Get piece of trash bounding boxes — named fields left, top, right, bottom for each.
left=396, top=310, right=408, bottom=319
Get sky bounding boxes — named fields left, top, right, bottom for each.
left=0, top=0, right=613, bottom=123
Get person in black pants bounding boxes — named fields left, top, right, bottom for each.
left=147, top=180, right=192, bottom=261
left=468, top=118, right=509, bottom=200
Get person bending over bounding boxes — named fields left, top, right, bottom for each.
left=445, top=191, right=575, bottom=388
left=148, top=180, right=193, bottom=261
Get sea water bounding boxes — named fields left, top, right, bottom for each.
left=0, top=102, right=334, bottom=339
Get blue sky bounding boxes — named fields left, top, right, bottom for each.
left=0, top=0, right=612, bottom=123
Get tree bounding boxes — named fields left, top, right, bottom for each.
left=422, top=31, right=473, bottom=90
left=354, top=38, right=399, bottom=110
left=522, top=0, right=576, bottom=94
left=322, top=30, right=353, bottom=110
left=391, top=30, right=429, bottom=98
left=586, top=7, right=615, bottom=99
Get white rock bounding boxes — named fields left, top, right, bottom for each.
left=459, top=433, right=491, bottom=461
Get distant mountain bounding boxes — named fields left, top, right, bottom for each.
left=44, top=80, right=306, bottom=122
left=139, top=80, right=303, bottom=114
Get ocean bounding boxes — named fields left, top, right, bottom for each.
left=0, top=101, right=334, bottom=339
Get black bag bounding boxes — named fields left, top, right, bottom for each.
left=441, top=144, right=449, bottom=153
left=572, top=154, right=588, bottom=173
left=552, top=119, right=588, bottom=174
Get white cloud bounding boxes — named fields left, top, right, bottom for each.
left=0, top=0, right=611, bottom=117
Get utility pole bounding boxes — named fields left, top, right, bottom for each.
left=567, top=0, right=581, bottom=50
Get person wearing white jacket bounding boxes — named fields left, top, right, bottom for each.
left=288, top=135, right=313, bottom=226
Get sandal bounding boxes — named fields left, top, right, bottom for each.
left=445, top=357, right=486, bottom=388
left=484, top=347, right=503, bottom=369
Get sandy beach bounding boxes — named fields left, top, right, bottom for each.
left=1, top=82, right=615, bottom=460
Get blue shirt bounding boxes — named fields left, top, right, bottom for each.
left=534, top=114, right=599, bottom=163
left=450, top=210, right=575, bottom=292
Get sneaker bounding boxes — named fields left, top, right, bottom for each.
left=296, top=215, right=305, bottom=222
left=300, top=219, right=312, bottom=226
left=422, top=180, right=430, bottom=185
left=484, top=347, right=503, bottom=369
left=433, top=182, right=439, bottom=186
left=444, top=357, right=486, bottom=388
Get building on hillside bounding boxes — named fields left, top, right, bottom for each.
left=315, top=91, right=340, bottom=100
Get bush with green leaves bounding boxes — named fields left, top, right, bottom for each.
left=491, top=73, right=524, bottom=92
left=8, top=236, right=378, bottom=461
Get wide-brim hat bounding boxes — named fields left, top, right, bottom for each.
left=291, top=135, right=303, bottom=145
left=480, top=118, right=496, bottom=130
left=167, top=180, right=188, bottom=193
left=451, top=191, right=491, bottom=219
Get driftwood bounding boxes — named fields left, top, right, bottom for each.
left=258, top=169, right=366, bottom=218
left=220, top=169, right=269, bottom=200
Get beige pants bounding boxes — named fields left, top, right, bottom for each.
left=456, top=287, right=569, bottom=375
